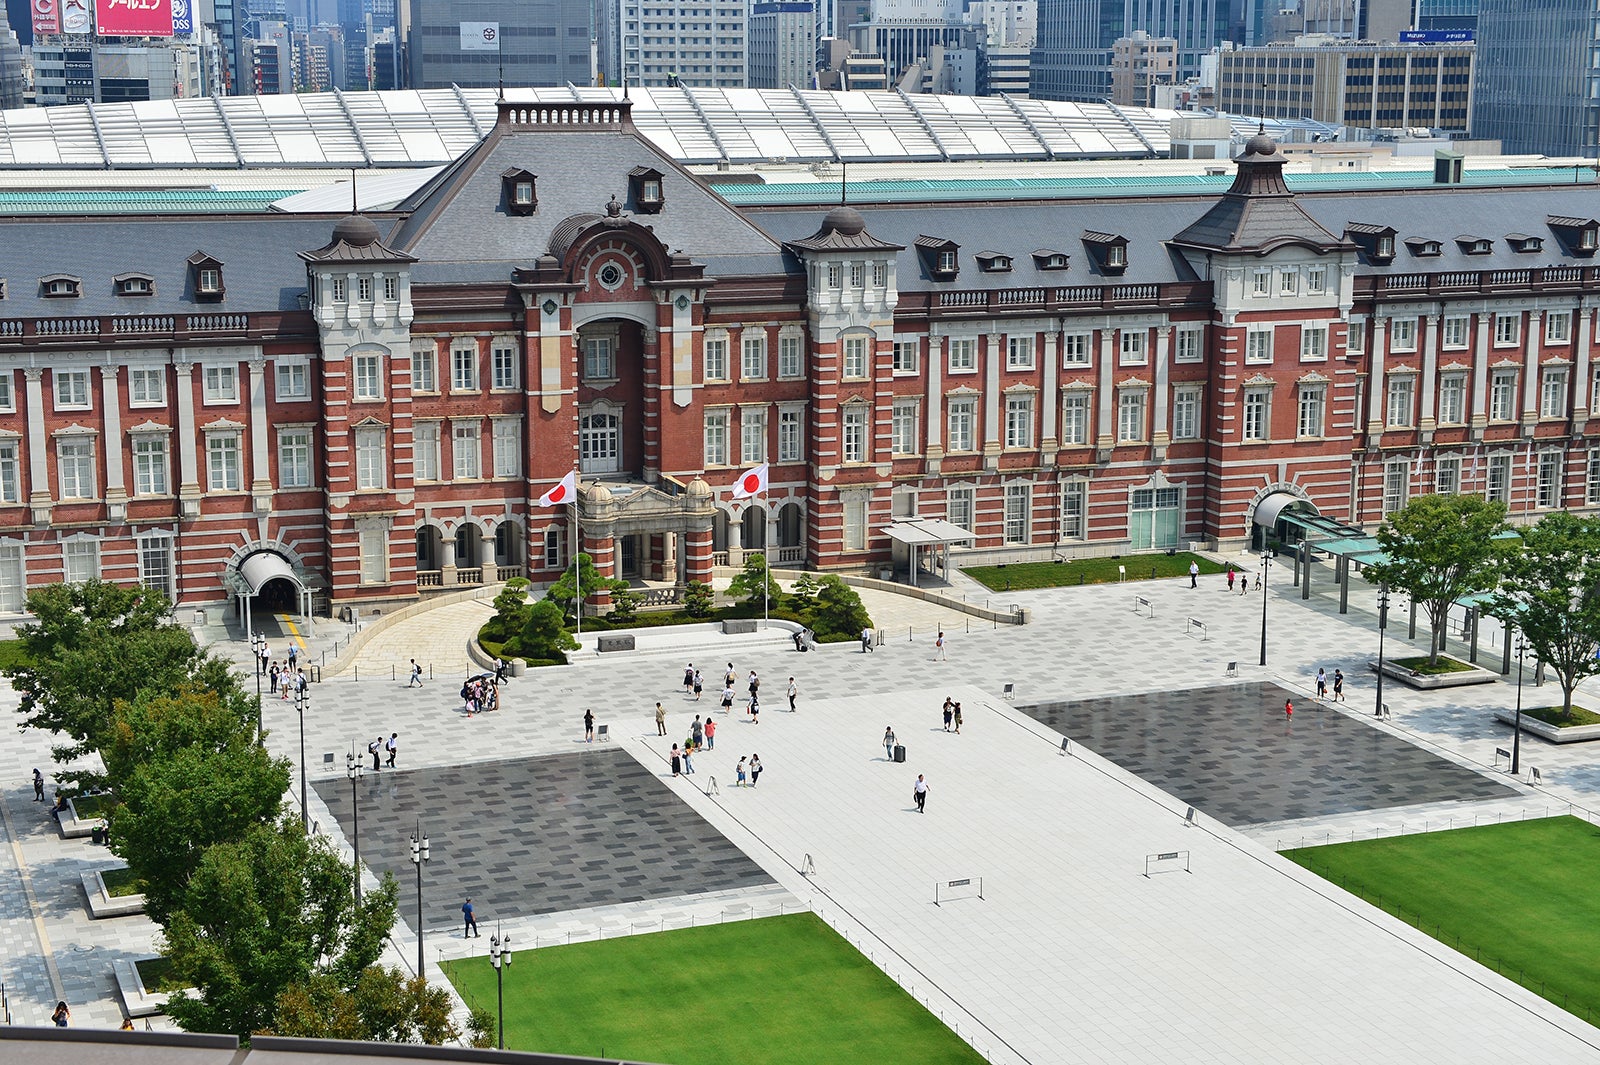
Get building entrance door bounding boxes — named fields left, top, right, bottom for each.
left=579, top=412, right=621, bottom=475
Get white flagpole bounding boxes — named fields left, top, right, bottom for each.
left=572, top=495, right=581, bottom=641
left=762, top=480, right=769, bottom=631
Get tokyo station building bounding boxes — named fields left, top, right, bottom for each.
left=3, top=93, right=1600, bottom=619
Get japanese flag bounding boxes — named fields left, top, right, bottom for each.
left=537, top=470, right=577, bottom=507
left=731, top=463, right=768, bottom=499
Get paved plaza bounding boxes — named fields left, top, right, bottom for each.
left=2, top=556, right=1600, bottom=1061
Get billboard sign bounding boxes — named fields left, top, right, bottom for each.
left=171, top=0, right=191, bottom=34
left=32, top=0, right=61, bottom=35
left=95, top=0, right=174, bottom=36
left=1399, top=30, right=1474, bottom=43
left=61, top=0, right=89, bottom=32
left=460, top=21, right=499, bottom=50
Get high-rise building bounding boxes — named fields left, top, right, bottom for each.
left=1415, top=0, right=1477, bottom=34
left=0, top=4, right=23, bottom=109
left=609, top=0, right=748, bottom=87
left=749, top=0, right=816, bottom=88
left=1110, top=31, right=1176, bottom=106
left=33, top=39, right=206, bottom=104
left=251, top=18, right=291, bottom=92
left=409, top=0, right=593, bottom=90
left=1472, top=0, right=1597, bottom=157
left=1032, top=0, right=1242, bottom=101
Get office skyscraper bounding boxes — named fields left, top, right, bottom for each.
left=1473, top=0, right=1599, bottom=157
left=408, top=0, right=593, bottom=89
left=1031, top=0, right=1242, bottom=101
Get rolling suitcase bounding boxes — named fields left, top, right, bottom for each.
left=892, top=744, right=906, bottom=763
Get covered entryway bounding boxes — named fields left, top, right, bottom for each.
left=1250, top=491, right=1321, bottom=553
left=225, top=548, right=315, bottom=640
left=882, top=518, right=974, bottom=586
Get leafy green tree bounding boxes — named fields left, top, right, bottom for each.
left=1364, top=494, right=1513, bottom=665
left=682, top=579, right=715, bottom=619
left=483, top=578, right=533, bottom=644
left=273, top=966, right=491, bottom=1046
left=808, top=575, right=873, bottom=640
left=1486, top=512, right=1600, bottom=719
left=607, top=584, right=641, bottom=624
left=726, top=552, right=780, bottom=610
left=518, top=599, right=580, bottom=663
left=7, top=581, right=245, bottom=786
left=160, top=820, right=398, bottom=1039
left=545, top=553, right=630, bottom=623
left=789, top=571, right=820, bottom=609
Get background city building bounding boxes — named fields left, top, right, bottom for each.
left=1111, top=31, right=1176, bottom=107
left=407, top=0, right=593, bottom=90
left=605, top=0, right=749, bottom=88
left=1472, top=0, right=1597, bottom=157
left=748, top=0, right=816, bottom=88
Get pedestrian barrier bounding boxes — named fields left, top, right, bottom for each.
left=1131, top=594, right=1153, bottom=617
left=704, top=776, right=719, bottom=796
left=1494, top=746, right=1511, bottom=767
left=1185, top=617, right=1208, bottom=641
left=933, top=876, right=985, bottom=905
left=799, top=853, right=816, bottom=877
left=1378, top=702, right=1392, bottom=721
left=1060, top=737, right=1073, bottom=756
left=596, top=723, right=610, bottom=742
left=1183, top=805, right=1198, bottom=828
left=1002, top=682, right=1015, bottom=700
left=1143, top=850, right=1191, bottom=878
left=1224, top=660, right=1239, bottom=677
left=1531, top=767, right=1543, bottom=786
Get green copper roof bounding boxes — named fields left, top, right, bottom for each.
left=0, top=189, right=300, bottom=216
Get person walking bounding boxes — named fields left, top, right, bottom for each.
left=735, top=757, right=748, bottom=787
left=1189, top=560, right=1199, bottom=588
left=942, top=698, right=953, bottom=732
left=683, top=664, right=695, bottom=693
left=913, top=774, right=929, bottom=813
left=691, top=715, right=703, bottom=749
left=934, top=630, right=947, bottom=661
left=51, top=1001, right=70, bottom=1027
left=368, top=736, right=382, bottom=771
left=682, top=743, right=695, bottom=775
left=725, top=663, right=737, bottom=689
left=749, top=692, right=760, bottom=724
left=408, top=659, right=423, bottom=687
left=787, top=677, right=798, bottom=712
left=385, top=732, right=398, bottom=768
left=33, top=768, right=45, bottom=802
left=670, top=744, right=682, bottom=777
left=1315, top=668, right=1328, bottom=702
left=721, top=684, right=735, bottom=714
left=861, top=626, right=873, bottom=653
left=1333, top=668, right=1345, bottom=702
left=748, top=670, right=760, bottom=702
left=692, top=669, right=703, bottom=701
left=461, top=898, right=480, bottom=938
left=288, top=644, right=299, bottom=670
left=749, top=754, right=763, bottom=787
left=584, top=708, right=595, bottom=743
left=1284, top=698, right=1294, bottom=720
left=1226, top=566, right=1236, bottom=592
left=953, top=703, right=963, bottom=734
left=1240, top=573, right=1249, bottom=597
left=655, top=702, right=667, bottom=737
left=704, top=717, right=716, bottom=750
left=883, top=726, right=896, bottom=760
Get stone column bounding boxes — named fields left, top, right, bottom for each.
left=982, top=332, right=1002, bottom=469
left=727, top=508, right=744, bottom=566
left=1095, top=330, right=1114, bottom=453
left=440, top=531, right=458, bottom=585
left=481, top=528, right=498, bottom=582
left=1575, top=301, right=1593, bottom=433
left=1521, top=309, right=1543, bottom=435
left=584, top=529, right=615, bottom=610
left=1151, top=326, right=1172, bottom=451
left=98, top=366, right=127, bottom=523
left=23, top=368, right=50, bottom=524
left=1470, top=314, right=1490, bottom=432
left=1419, top=313, right=1439, bottom=437
left=247, top=356, right=273, bottom=511
left=685, top=524, right=714, bottom=585
left=1040, top=329, right=1059, bottom=460
left=1366, top=316, right=1388, bottom=437
left=173, top=358, right=203, bottom=517
left=924, top=333, right=945, bottom=475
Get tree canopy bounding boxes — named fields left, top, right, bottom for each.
left=1486, top=512, right=1600, bottom=718
left=726, top=551, right=780, bottom=609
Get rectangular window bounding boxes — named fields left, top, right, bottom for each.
left=1252, top=269, right=1270, bottom=296
left=55, top=369, right=90, bottom=409
left=1174, top=327, right=1202, bottom=363
left=451, top=345, right=478, bottom=391
left=353, top=354, right=382, bottom=400
left=359, top=528, right=386, bottom=585
left=131, top=437, right=167, bottom=495
left=0, top=441, right=15, bottom=503
left=582, top=336, right=615, bottom=380
left=1245, top=328, right=1272, bottom=364
left=842, top=336, right=868, bottom=379
left=277, top=429, right=311, bottom=488
left=138, top=535, right=173, bottom=597
left=1061, top=480, right=1087, bottom=539
left=1485, top=453, right=1512, bottom=504
left=276, top=359, right=309, bottom=400
left=872, top=262, right=887, bottom=287
left=741, top=333, right=767, bottom=379
left=129, top=367, right=166, bottom=406
left=1589, top=449, right=1600, bottom=505
left=849, top=262, right=864, bottom=288
left=1297, top=386, right=1325, bottom=438
left=1243, top=389, right=1270, bottom=441
left=740, top=408, right=767, bottom=464
left=704, top=336, right=729, bottom=381
left=704, top=411, right=728, bottom=466
left=357, top=427, right=387, bottom=489
left=0, top=371, right=13, bottom=412
left=1390, top=317, right=1418, bottom=352
left=1346, top=322, right=1366, bottom=354
left=892, top=338, right=919, bottom=373
left=1004, top=483, right=1030, bottom=544
left=411, top=345, right=437, bottom=392
left=947, top=486, right=974, bottom=532
left=1494, top=312, right=1520, bottom=347
left=1118, top=329, right=1146, bottom=365
left=1280, top=269, right=1298, bottom=296
left=1438, top=375, right=1466, bottom=425
left=492, top=343, right=519, bottom=390
left=1062, top=393, right=1090, bottom=445
left=842, top=407, right=867, bottom=463
left=843, top=496, right=867, bottom=551
left=63, top=540, right=99, bottom=584
left=1006, top=335, right=1035, bottom=370
left=358, top=276, right=373, bottom=302
left=543, top=528, right=565, bottom=569
left=1435, top=455, right=1460, bottom=496
left=1300, top=325, right=1327, bottom=361
left=948, top=337, right=977, bottom=372
left=384, top=275, right=399, bottom=301
left=1382, top=460, right=1409, bottom=515
left=778, top=409, right=803, bottom=463
left=1173, top=387, right=1200, bottom=441
left=891, top=400, right=918, bottom=455
left=1062, top=332, right=1092, bottom=366
left=947, top=399, right=975, bottom=451
left=1547, top=311, right=1573, bottom=344
left=450, top=424, right=478, bottom=481
left=1537, top=451, right=1563, bottom=508
left=413, top=422, right=440, bottom=481
left=1117, top=391, right=1146, bottom=442
left=1004, top=394, right=1035, bottom=448
left=492, top=419, right=521, bottom=478
left=1386, top=377, right=1415, bottom=427
left=206, top=434, right=241, bottom=491
left=1490, top=370, right=1517, bottom=420
left=826, top=263, right=841, bottom=289
left=331, top=277, right=347, bottom=303
left=1306, top=267, right=1326, bottom=294
left=203, top=365, right=237, bottom=403
left=778, top=334, right=803, bottom=378
left=1442, top=316, right=1469, bottom=349
left=1541, top=369, right=1569, bottom=418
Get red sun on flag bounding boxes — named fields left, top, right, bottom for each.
left=547, top=483, right=567, bottom=503
left=739, top=471, right=761, bottom=494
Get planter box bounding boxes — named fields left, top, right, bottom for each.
left=596, top=634, right=636, bottom=653
left=721, top=619, right=758, bottom=635
left=113, top=958, right=170, bottom=1018
left=1367, top=656, right=1498, bottom=690
left=56, top=797, right=106, bottom=840
left=82, top=869, right=147, bottom=918
left=1492, top=708, right=1600, bottom=744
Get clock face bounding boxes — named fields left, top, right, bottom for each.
left=597, top=263, right=625, bottom=290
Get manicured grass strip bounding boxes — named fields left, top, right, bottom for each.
left=1391, top=655, right=1476, bottom=675
left=0, top=639, right=31, bottom=671
left=1284, top=817, right=1600, bottom=1024
left=135, top=956, right=177, bottom=991
left=1521, top=704, right=1600, bottom=727
left=965, top=552, right=1225, bottom=591
left=101, top=867, right=146, bottom=898
left=442, top=913, right=986, bottom=1065
left=71, top=793, right=108, bottom=819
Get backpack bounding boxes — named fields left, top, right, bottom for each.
left=460, top=683, right=470, bottom=700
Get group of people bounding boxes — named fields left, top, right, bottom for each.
left=461, top=675, right=499, bottom=716
left=1314, top=667, right=1346, bottom=702
left=940, top=697, right=964, bottom=734
left=366, top=732, right=400, bottom=769
left=257, top=641, right=307, bottom=699
left=1224, top=566, right=1263, bottom=594
left=681, top=661, right=786, bottom=722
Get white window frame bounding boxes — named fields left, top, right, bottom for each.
left=1061, top=480, right=1088, bottom=539
left=1537, top=451, right=1564, bottom=508
left=892, top=338, right=920, bottom=374
left=353, top=353, right=382, bottom=401
left=202, top=364, right=237, bottom=404
left=276, top=358, right=310, bottom=400
left=1435, top=455, right=1460, bottom=496
left=947, top=398, right=976, bottom=452
left=356, top=426, right=388, bottom=489
left=1547, top=311, right=1573, bottom=344
left=704, top=410, right=729, bottom=466
left=1382, top=460, right=1409, bottom=515
left=1245, top=328, right=1272, bottom=365
left=0, top=372, right=12, bottom=413
left=741, top=331, right=768, bottom=380
left=1346, top=321, right=1366, bottom=354
left=778, top=408, right=803, bottom=463
left=491, top=342, right=519, bottom=390
left=948, top=337, right=977, bottom=373
left=1300, top=325, right=1327, bottom=362
left=132, top=436, right=168, bottom=496
left=1438, top=374, right=1466, bottom=425
left=63, top=539, right=100, bottom=585
left=1251, top=268, right=1270, bottom=296
left=1385, top=376, right=1415, bottom=428
left=1172, top=386, right=1200, bottom=441
left=137, top=535, right=173, bottom=597
left=1062, top=332, right=1092, bottom=367
left=891, top=400, right=919, bottom=456
left=1490, top=370, right=1518, bottom=421
left=1306, top=267, right=1326, bottom=294
left=1493, top=313, right=1520, bottom=348
left=843, top=496, right=868, bottom=551
left=1118, top=329, right=1146, bottom=366
left=1279, top=269, right=1298, bottom=296
left=55, top=369, right=91, bottom=410
left=1117, top=390, right=1146, bottom=443
left=842, top=406, right=868, bottom=463
left=1297, top=385, right=1325, bottom=439
left=0, top=440, right=17, bottom=504
left=357, top=276, right=373, bottom=303
left=1541, top=368, right=1569, bottom=419
left=450, top=423, right=479, bottom=481
left=276, top=428, right=312, bottom=489
left=1006, top=335, right=1035, bottom=370
left=206, top=432, right=242, bottom=492
left=1588, top=448, right=1600, bottom=505
left=1442, top=316, right=1469, bottom=350
left=1003, top=483, right=1031, bottom=544
left=946, top=485, right=974, bottom=533
left=1486, top=453, right=1512, bottom=504
left=492, top=418, right=521, bottom=478
left=1174, top=327, right=1202, bottom=364
left=1061, top=392, right=1090, bottom=445
left=740, top=407, right=767, bottom=465
left=1243, top=388, right=1271, bottom=442
left=583, top=335, right=615, bottom=381
left=411, top=344, right=438, bottom=393
left=451, top=344, right=479, bottom=392
left=703, top=334, right=729, bottom=381
left=1004, top=393, right=1035, bottom=449
left=842, top=335, right=869, bottom=379
left=413, top=421, right=440, bottom=482
left=1390, top=317, right=1418, bottom=353
left=129, top=367, right=166, bottom=406
left=778, top=333, right=804, bottom=378
left=383, top=275, right=399, bottom=302
left=359, top=527, right=387, bottom=586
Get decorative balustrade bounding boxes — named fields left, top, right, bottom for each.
left=416, top=570, right=443, bottom=588
left=775, top=546, right=806, bottom=564
left=186, top=313, right=250, bottom=332
left=455, top=567, right=484, bottom=585
left=711, top=551, right=730, bottom=567
left=496, top=565, right=525, bottom=582
left=639, top=587, right=683, bottom=607
left=112, top=316, right=175, bottom=334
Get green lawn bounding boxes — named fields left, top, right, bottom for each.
left=1284, top=817, right=1600, bottom=1024
left=101, top=866, right=146, bottom=897
left=1522, top=704, right=1600, bottom=727
left=1391, top=655, right=1476, bottom=675
left=441, top=913, right=986, bottom=1065
left=964, top=552, right=1226, bottom=591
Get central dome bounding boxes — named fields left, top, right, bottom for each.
left=1243, top=132, right=1279, bottom=157
left=332, top=214, right=381, bottom=247
left=820, top=205, right=866, bottom=236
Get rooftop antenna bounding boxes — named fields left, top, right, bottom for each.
left=623, top=74, right=629, bottom=100
left=840, top=160, right=847, bottom=205
left=351, top=168, right=357, bottom=214
left=1258, top=81, right=1267, bottom=135
left=497, top=48, right=504, bottom=102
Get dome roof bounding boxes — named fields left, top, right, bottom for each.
left=820, top=205, right=866, bottom=236
left=1243, top=132, right=1279, bottom=157
left=686, top=477, right=712, bottom=498
left=332, top=214, right=381, bottom=247
left=587, top=480, right=614, bottom=503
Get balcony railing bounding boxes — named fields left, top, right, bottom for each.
left=417, top=570, right=443, bottom=588
left=456, top=567, right=484, bottom=585
left=775, top=546, right=805, bottom=564
left=711, top=551, right=730, bottom=567
left=496, top=565, right=525, bottom=582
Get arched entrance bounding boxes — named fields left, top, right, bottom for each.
left=224, top=547, right=315, bottom=640
left=740, top=505, right=768, bottom=551
left=1250, top=490, right=1321, bottom=552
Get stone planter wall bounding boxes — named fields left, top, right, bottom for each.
left=1368, top=657, right=1499, bottom=690
left=82, top=869, right=147, bottom=919
left=1492, top=708, right=1600, bottom=744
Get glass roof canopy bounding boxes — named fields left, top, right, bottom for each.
left=0, top=86, right=1180, bottom=170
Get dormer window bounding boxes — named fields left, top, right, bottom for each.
left=0, top=278, right=6, bottom=299
left=1344, top=223, right=1397, bottom=264
left=1546, top=215, right=1599, bottom=256
left=629, top=166, right=665, bottom=214
left=114, top=273, right=155, bottom=297
left=1405, top=238, right=1441, bottom=258
left=1081, top=231, right=1129, bottom=275
left=1584, top=230, right=1597, bottom=251
left=501, top=168, right=538, bottom=216
left=1507, top=234, right=1543, bottom=253
left=937, top=249, right=957, bottom=272
left=1377, top=235, right=1395, bottom=258
left=41, top=274, right=81, bottom=298
left=1032, top=250, right=1070, bottom=271
left=915, top=236, right=961, bottom=280
left=188, top=252, right=225, bottom=301
left=1456, top=236, right=1493, bottom=255
left=976, top=252, right=1012, bottom=273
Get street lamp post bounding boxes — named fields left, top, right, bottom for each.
left=250, top=631, right=266, bottom=735
left=1512, top=633, right=1528, bottom=775
left=489, top=926, right=512, bottom=1049
left=346, top=749, right=364, bottom=903
left=1375, top=585, right=1390, bottom=718
left=293, top=686, right=309, bottom=833
left=1258, top=549, right=1272, bottom=666
left=410, top=824, right=430, bottom=978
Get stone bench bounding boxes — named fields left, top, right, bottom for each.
left=82, top=868, right=147, bottom=919
left=113, top=958, right=170, bottom=1018
left=721, top=619, right=759, bottom=635
left=55, top=797, right=105, bottom=840
left=597, top=634, right=636, bottom=653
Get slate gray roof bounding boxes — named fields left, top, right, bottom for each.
left=1170, top=137, right=1347, bottom=255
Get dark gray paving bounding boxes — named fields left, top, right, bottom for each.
left=1019, top=682, right=1515, bottom=827
left=311, top=749, right=772, bottom=935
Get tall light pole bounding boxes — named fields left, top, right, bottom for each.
left=1258, top=549, right=1272, bottom=666
left=293, top=686, right=309, bottom=833
left=1375, top=584, right=1390, bottom=718
left=250, top=631, right=266, bottom=736
left=1512, top=632, right=1528, bottom=775
left=489, top=926, right=512, bottom=1049
left=346, top=748, right=364, bottom=903
left=410, top=824, right=430, bottom=978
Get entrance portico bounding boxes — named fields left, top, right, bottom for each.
left=573, top=475, right=718, bottom=612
